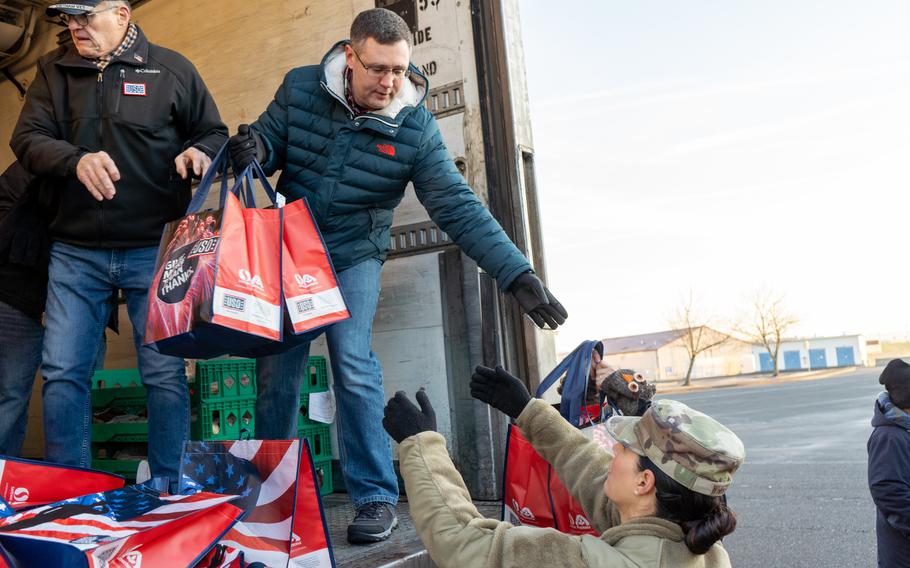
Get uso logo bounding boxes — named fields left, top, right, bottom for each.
left=123, top=82, right=147, bottom=96
left=11, top=487, right=29, bottom=503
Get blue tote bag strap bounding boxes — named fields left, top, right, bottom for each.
left=535, top=339, right=603, bottom=426
left=225, top=160, right=282, bottom=209
left=185, top=143, right=231, bottom=214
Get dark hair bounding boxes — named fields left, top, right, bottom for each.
left=638, top=456, right=737, bottom=555
left=350, top=8, right=412, bottom=48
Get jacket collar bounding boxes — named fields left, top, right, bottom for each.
left=874, top=391, right=910, bottom=431
left=55, top=24, right=150, bottom=70
left=319, top=40, right=428, bottom=132
left=601, top=516, right=685, bottom=545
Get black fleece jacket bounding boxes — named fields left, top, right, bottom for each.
left=10, top=26, right=227, bottom=248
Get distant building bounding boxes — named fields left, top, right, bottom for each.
left=600, top=327, right=756, bottom=382
left=752, top=334, right=868, bottom=371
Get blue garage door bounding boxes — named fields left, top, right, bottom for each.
left=809, top=349, right=827, bottom=369
left=759, top=353, right=773, bottom=372
left=836, top=347, right=855, bottom=366
left=783, top=350, right=802, bottom=370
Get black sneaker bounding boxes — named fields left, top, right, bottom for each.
left=347, top=502, right=399, bottom=544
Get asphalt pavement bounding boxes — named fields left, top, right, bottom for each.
left=664, top=367, right=884, bottom=568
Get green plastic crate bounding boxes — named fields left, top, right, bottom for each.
left=193, top=359, right=257, bottom=403
left=298, top=424, right=332, bottom=461
left=91, top=369, right=147, bottom=411
left=92, top=421, right=148, bottom=443
left=313, top=458, right=333, bottom=496
left=91, top=369, right=142, bottom=389
left=191, top=399, right=255, bottom=441
left=92, top=442, right=146, bottom=460
left=301, top=356, right=328, bottom=394
left=92, top=459, right=141, bottom=479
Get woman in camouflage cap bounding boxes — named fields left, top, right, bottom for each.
left=382, top=365, right=745, bottom=568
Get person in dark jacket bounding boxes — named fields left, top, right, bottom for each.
left=10, top=0, right=228, bottom=486
left=868, top=358, right=910, bottom=567
left=0, top=162, right=45, bottom=456
left=228, top=8, right=568, bottom=543
left=0, top=161, right=115, bottom=458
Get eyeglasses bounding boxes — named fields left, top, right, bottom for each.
left=351, top=48, right=410, bottom=80
left=58, top=5, right=118, bottom=27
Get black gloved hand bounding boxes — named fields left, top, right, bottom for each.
left=228, top=124, right=264, bottom=173
left=0, top=195, right=49, bottom=268
left=508, top=272, right=568, bottom=330
left=470, top=365, right=532, bottom=420
left=382, top=390, right=437, bottom=444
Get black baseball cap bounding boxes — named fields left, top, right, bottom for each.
left=47, top=1, right=128, bottom=16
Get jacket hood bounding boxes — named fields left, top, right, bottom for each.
left=319, top=40, right=428, bottom=121
left=873, top=391, right=910, bottom=430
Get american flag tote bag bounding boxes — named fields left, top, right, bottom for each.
left=179, top=439, right=334, bottom=568
left=0, top=486, right=243, bottom=567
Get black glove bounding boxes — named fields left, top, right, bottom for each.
left=508, top=272, right=568, bottom=330
left=228, top=124, right=264, bottom=173
left=470, top=365, right=532, bottom=420
left=382, top=390, right=437, bottom=444
left=0, top=194, right=49, bottom=268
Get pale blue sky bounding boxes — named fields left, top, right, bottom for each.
left=519, top=1, right=910, bottom=352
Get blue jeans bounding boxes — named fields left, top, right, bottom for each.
left=0, top=301, right=43, bottom=456
left=255, top=259, right=396, bottom=510
left=42, top=242, right=188, bottom=482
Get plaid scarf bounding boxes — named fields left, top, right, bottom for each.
left=343, top=67, right=369, bottom=118
left=92, top=23, right=137, bottom=74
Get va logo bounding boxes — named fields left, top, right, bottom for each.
left=239, top=269, right=265, bottom=291
left=519, top=506, right=536, bottom=521
left=294, top=273, right=318, bottom=288
left=11, top=487, right=28, bottom=503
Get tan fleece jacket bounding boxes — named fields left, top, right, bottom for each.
left=398, top=399, right=733, bottom=568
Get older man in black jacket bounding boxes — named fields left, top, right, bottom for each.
left=10, top=0, right=227, bottom=487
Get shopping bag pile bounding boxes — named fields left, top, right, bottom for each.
left=0, top=484, right=243, bottom=567
left=0, top=438, right=337, bottom=568
left=145, top=145, right=349, bottom=359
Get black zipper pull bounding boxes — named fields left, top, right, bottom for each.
left=114, top=67, right=125, bottom=115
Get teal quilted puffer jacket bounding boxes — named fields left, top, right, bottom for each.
left=252, top=41, right=531, bottom=290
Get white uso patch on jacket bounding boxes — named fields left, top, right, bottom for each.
left=123, top=83, right=147, bottom=96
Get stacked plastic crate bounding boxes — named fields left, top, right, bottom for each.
left=189, top=359, right=257, bottom=442
left=298, top=356, right=333, bottom=496
left=90, top=369, right=148, bottom=480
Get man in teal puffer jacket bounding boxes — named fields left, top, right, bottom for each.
left=229, top=8, right=567, bottom=544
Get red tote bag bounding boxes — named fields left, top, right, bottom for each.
left=501, top=340, right=607, bottom=536
left=242, top=161, right=350, bottom=358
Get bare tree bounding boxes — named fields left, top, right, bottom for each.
left=671, top=292, right=730, bottom=386
left=738, top=290, right=798, bottom=377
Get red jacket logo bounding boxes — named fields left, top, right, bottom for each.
left=376, top=144, right=396, bottom=157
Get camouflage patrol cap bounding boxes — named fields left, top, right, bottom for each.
left=606, top=399, right=745, bottom=496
